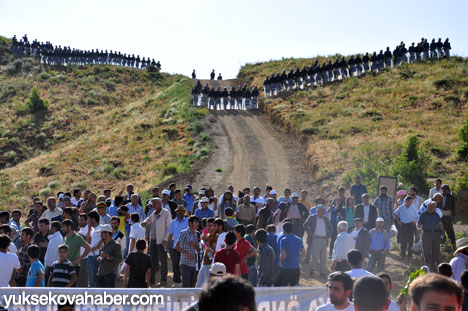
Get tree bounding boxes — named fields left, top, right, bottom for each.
left=391, top=135, right=430, bottom=194
left=456, top=118, right=468, bottom=161
left=26, top=87, right=48, bottom=113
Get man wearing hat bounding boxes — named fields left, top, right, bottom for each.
left=373, top=186, right=395, bottom=231
left=209, top=262, right=226, bottom=278
left=168, top=205, right=189, bottom=287
left=161, top=189, right=177, bottom=219
left=354, top=193, right=377, bottom=231
left=96, top=224, right=122, bottom=288
left=439, top=184, right=456, bottom=249
left=288, top=193, right=308, bottom=238
left=418, top=200, right=444, bottom=270
left=351, top=218, right=370, bottom=261
left=191, top=188, right=206, bottom=214
left=450, top=238, right=468, bottom=283
left=367, top=217, right=390, bottom=273
left=194, top=197, right=215, bottom=224
left=304, top=204, right=332, bottom=276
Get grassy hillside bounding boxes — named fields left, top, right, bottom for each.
left=239, top=57, right=468, bottom=197
left=0, top=36, right=210, bottom=208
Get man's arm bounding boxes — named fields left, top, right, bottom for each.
left=235, top=264, right=241, bottom=277
left=123, top=263, right=129, bottom=288
left=73, top=242, right=91, bottom=266
left=175, top=241, right=195, bottom=262
left=280, top=249, right=286, bottom=264
left=34, top=269, right=44, bottom=287
left=141, top=213, right=152, bottom=227
left=145, top=268, right=151, bottom=288
left=300, top=247, right=305, bottom=259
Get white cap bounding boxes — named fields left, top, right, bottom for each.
left=210, top=262, right=226, bottom=276
left=291, top=192, right=300, bottom=198
left=200, top=197, right=209, bottom=203
left=376, top=217, right=385, bottom=222
left=97, top=224, right=112, bottom=233
left=199, top=190, right=206, bottom=195
left=58, top=194, right=65, bottom=199
left=270, top=190, right=277, bottom=195
left=162, top=189, right=171, bottom=196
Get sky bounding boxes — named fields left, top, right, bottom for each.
left=1, top=0, right=467, bottom=79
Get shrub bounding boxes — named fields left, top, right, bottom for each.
left=391, top=135, right=430, bottom=194
left=162, top=164, right=178, bottom=176
left=26, top=87, right=49, bottom=113
left=456, top=118, right=468, bottom=161
left=199, top=133, right=210, bottom=142
left=433, top=78, right=455, bottom=90
left=39, top=187, right=52, bottom=197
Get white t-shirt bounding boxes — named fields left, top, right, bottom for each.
left=345, top=268, right=375, bottom=279
left=317, top=302, right=355, bottom=311
left=9, top=242, right=17, bottom=254
left=79, top=225, right=91, bottom=259
left=363, top=205, right=370, bottom=223
left=129, top=223, right=146, bottom=253
left=90, top=224, right=102, bottom=256
left=0, top=252, right=20, bottom=287
left=215, top=232, right=227, bottom=251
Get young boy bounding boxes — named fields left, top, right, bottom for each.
left=225, top=208, right=239, bottom=231
left=26, top=245, right=45, bottom=287
left=255, top=229, right=275, bottom=287
left=48, top=244, right=77, bottom=287
left=124, top=239, right=152, bottom=288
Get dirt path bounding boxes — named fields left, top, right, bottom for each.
left=189, top=110, right=313, bottom=196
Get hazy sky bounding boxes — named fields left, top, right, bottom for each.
left=1, top=0, right=467, bottom=78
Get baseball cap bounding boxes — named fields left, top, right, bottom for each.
left=210, top=262, right=226, bottom=276
left=199, top=190, right=206, bottom=195
left=291, top=192, right=300, bottom=198
left=97, top=224, right=112, bottom=233
left=376, top=217, right=385, bottom=222
left=58, top=194, right=65, bottom=199
left=270, top=190, right=277, bottom=195
left=97, top=202, right=107, bottom=208
left=200, top=197, right=209, bottom=203
left=162, top=189, right=171, bottom=196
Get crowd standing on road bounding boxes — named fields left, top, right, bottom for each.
left=263, top=38, right=452, bottom=97
left=11, top=34, right=161, bottom=70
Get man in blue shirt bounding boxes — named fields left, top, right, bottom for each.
left=350, top=177, right=368, bottom=205
left=274, top=221, right=305, bottom=286
left=183, top=186, right=195, bottom=214
left=368, top=217, right=390, bottom=273
left=394, top=196, right=418, bottom=259
left=194, top=197, right=214, bottom=224
left=168, top=206, right=189, bottom=286
left=26, top=245, right=45, bottom=287
left=266, top=225, right=279, bottom=270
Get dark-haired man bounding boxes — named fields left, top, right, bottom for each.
left=44, top=221, right=64, bottom=284
left=175, top=215, right=201, bottom=288
left=317, top=272, right=354, bottom=311
left=274, top=221, right=304, bottom=286
left=409, top=273, right=462, bottom=311
left=96, top=224, right=122, bottom=288
left=62, top=219, right=91, bottom=279
left=378, top=273, right=405, bottom=311
left=88, top=211, right=102, bottom=287
left=346, top=249, right=373, bottom=279
left=353, top=276, right=389, bottom=311
left=0, top=234, right=20, bottom=287
left=15, top=228, right=34, bottom=286
left=214, top=231, right=241, bottom=276
left=234, top=224, right=257, bottom=281
left=34, top=218, right=49, bottom=263
left=254, top=229, right=275, bottom=287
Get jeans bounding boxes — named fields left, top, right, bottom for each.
left=195, top=264, right=211, bottom=287
left=274, top=268, right=300, bottom=286
left=248, top=265, right=258, bottom=287
left=368, top=250, right=386, bottom=273
left=170, top=248, right=182, bottom=283
left=88, top=255, right=99, bottom=288
left=97, top=273, right=116, bottom=288
left=180, top=264, right=196, bottom=288
left=149, top=240, right=168, bottom=283
left=76, top=258, right=89, bottom=287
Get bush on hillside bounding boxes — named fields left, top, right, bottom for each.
left=456, top=118, right=468, bottom=161
left=391, top=135, right=430, bottom=194
left=26, top=87, right=49, bottom=113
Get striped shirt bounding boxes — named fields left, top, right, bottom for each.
left=50, top=260, right=76, bottom=287
left=236, top=204, right=256, bottom=224
left=373, top=195, right=395, bottom=222
left=125, top=203, right=146, bottom=224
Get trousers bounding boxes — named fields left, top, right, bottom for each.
left=441, top=216, right=455, bottom=245
left=368, top=250, right=386, bottom=273
left=422, top=230, right=441, bottom=268
left=310, top=237, right=327, bottom=274
left=274, top=268, right=300, bottom=286
left=149, top=240, right=168, bottom=283
left=399, top=222, right=416, bottom=257
left=181, top=264, right=197, bottom=288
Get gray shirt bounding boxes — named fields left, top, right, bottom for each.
left=257, top=243, right=275, bottom=285
left=418, top=211, right=441, bottom=231
left=98, top=239, right=122, bottom=276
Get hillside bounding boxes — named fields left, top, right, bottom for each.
left=239, top=56, right=468, bottom=198
left=0, top=36, right=210, bottom=208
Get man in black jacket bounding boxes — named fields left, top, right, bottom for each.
left=351, top=218, right=371, bottom=261
left=439, top=184, right=456, bottom=249
left=251, top=86, right=259, bottom=109
left=443, top=38, right=451, bottom=57
left=354, top=193, right=377, bottom=231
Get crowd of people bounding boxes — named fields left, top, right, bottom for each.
left=10, top=34, right=161, bottom=70
left=191, top=81, right=260, bottom=110
left=263, top=38, right=452, bottom=97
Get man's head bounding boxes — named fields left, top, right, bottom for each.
left=353, top=276, right=389, bottom=311
left=361, top=193, right=370, bottom=205
left=300, top=190, right=308, bottom=201
left=151, top=187, right=160, bottom=198
left=210, top=262, right=226, bottom=278
left=291, top=192, right=299, bottom=203
left=375, top=218, right=385, bottom=230
left=441, top=184, right=451, bottom=196
left=284, top=188, right=291, bottom=197
left=162, top=189, right=170, bottom=201
left=409, top=273, right=463, bottom=311
left=254, top=229, right=267, bottom=245
left=378, top=273, right=393, bottom=297
left=73, top=189, right=81, bottom=198
left=282, top=221, right=293, bottom=235
left=47, top=197, right=56, bottom=209
left=97, top=202, right=107, bottom=215
left=88, top=211, right=100, bottom=227
left=460, top=270, right=468, bottom=292
left=175, top=205, right=186, bottom=219
left=62, top=207, right=73, bottom=220
left=234, top=224, right=246, bottom=239
left=21, top=227, right=34, bottom=243
left=253, top=187, right=261, bottom=197
left=103, top=189, right=111, bottom=198
left=110, top=216, right=120, bottom=230
left=0, top=224, right=12, bottom=237
left=0, top=234, right=11, bottom=250
left=88, top=192, right=97, bottom=203
left=38, top=218, right=50, bottom=234
left=379, top=186, right=387, bottom=196
left=317, top=205, right=325, bottom=218
left=130, top=213, right=140, bottom=224
left=435, top=179, right=442, bottom=188
left=338, top=187, right=346, bottom=197
left=11, top=210, right=21, bottom=222
left=409, top=186, right=418, bottom=197
left=427, top=201, right=437, bottom=214
left=188, top=215, right=200, bottom=230
left=243, top=195, right=250, bottom=205
left=432, top=193, right=443, bottom=203
left=355, top=176, right=361, bottom=185
left=225, top=231, right=236, bottom=246
left=34, top=202, right=44, bottom=214
left=126, top=184, right=134, bottom=194
left=79, top=214, right=88, bottom=228
left=58, top=244, right=69, bottom=260
left=198, top=275, right=256, bottom=311
left=347, top=249, right=363, bottom=268
left=214, top=218, right=224, bottom=234
left=27, top=244, right=41, bottom=262
left=136, top=239, right=147, bottom=252
left=246, top=224, right=256, bottom=237
left=0, top=211, right=9, bottom=224
left=437, top=263, right=453, bottom=278
left=327, top=272, right=353, bottom=308
left=174, top=189, right=182, bottom=200
left=206, top=218, right=215, bottom=233
left=50, top=221, right=61, bottom=235
left=130, top=194, right=139, bottom=205
left=99, top=224, right=112, bottom=241
left=337, top=221, right=348, bottom=233
left=354, top=218, right=363, bottom=230
left=405, top=196, right=414, bottom=207
left=200, top=197, right=209, bottom=209
left=61, top=219, right=73, bottom=234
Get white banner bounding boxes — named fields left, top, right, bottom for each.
left=1, top=287, right=328, bottom=311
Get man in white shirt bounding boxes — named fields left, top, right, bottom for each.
left=71, top=189, right=82, bottom=207
left=331, top=221, right=354, bottom=272
left=250, top=187, right=266, bottom=212
left=428, top=179, right=442, bottom=199
left=214, top=219, right=227, bottom=251
left=44, top=221, right=64, bottom=282
left=345, top=249, right=374, bottom=279
left=317, top=272, right=354, bottom=311
left=87, top=211, right=102, bottom=288
left=142, top=197, right=172, bottom=286
left=0, top=224, right=17, bottom=253
left=41, top=197, right=63, bottom=221
left=0, top=234, right=21, bottom=287
left=77, top=213, right=91, bottom=287
left=379, top=273, right=404, bottom=311
left=129, top=213, right=145, bottom=253
left=409, top=187, right=424, bottom=210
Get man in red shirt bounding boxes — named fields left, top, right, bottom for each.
left=214, top=232, right=241, bottom=276
left=234, top=224, right=257, bottom=280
